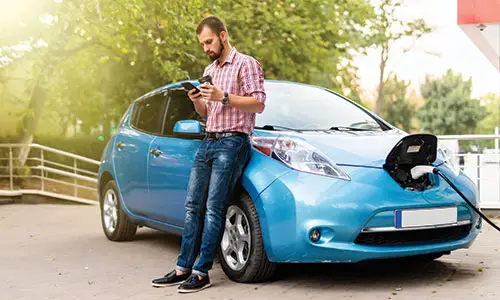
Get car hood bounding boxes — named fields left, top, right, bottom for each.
left=254, top=129, right=414, bottom=168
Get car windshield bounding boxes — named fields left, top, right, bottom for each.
left=256, top=82, right=384, bottom=131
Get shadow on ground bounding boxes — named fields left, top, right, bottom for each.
left=125, top=229, right=479, bottom=289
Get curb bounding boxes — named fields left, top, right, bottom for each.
left=0, top=197, right=15, bottom=205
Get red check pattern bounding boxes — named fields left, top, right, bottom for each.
left=203, top=47, right=266, bottom=135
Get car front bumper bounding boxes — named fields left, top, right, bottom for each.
left=255, top=165, right=481, bottom=263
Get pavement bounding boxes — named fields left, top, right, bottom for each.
left=1, top=203, right=500, bottom=300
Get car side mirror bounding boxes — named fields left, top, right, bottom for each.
left=173, top=120, right=204, bottom=139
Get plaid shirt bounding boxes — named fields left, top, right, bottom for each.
left=203, top=47, right=266, bottom=135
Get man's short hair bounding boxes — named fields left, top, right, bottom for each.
left=196, top=16, right=227, bottom=35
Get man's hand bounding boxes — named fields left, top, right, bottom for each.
left=186, top=88, right=203, bottom=102
left=184, top=88, right=207, bottom=118
left=200, top=83, right=224, bottom=102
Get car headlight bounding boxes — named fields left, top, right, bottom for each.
left=437, top=143, right=460, bottom=177
left=251, top=136, right=350, bottom=180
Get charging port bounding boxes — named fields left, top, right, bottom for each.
left=383, top=134, right=438, bottom=191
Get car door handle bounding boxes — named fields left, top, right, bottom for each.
left=116, top=142, right=125, bottom=149
left=150, top=149, right=162, bottom=156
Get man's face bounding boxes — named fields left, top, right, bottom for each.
left=198, top=26, right=224, bottom=61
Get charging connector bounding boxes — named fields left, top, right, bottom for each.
left=410, top=166, right=500, bottom=232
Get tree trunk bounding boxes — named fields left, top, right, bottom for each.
left=17, top=77, right=46, bottom=165
left=375, top=47, right=387, bottom=116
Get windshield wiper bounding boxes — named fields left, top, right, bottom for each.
left=329, top=126, right=374, bottom=132
left=255, top=125, right=302, bottom=132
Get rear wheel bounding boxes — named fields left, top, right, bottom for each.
left=219, top=193, right=277, bottom=283
left=100, top=180, right=137, bottom=241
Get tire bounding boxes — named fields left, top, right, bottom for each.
left=100, top=180, right=137, bottom=241
left=409, top=252, right=446, bottom=262
left=219, top=192, right=277, bottom=283
left=397, top=252, right=447, bottom=264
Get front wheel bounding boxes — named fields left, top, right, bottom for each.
left=407, top=252, right=447, bottom=262
left=100, top=180, right=137, bottom=241
left=219, top=193, right=277, bottom=283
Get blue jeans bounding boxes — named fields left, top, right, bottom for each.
left=176, top=135, right=251, bottom=276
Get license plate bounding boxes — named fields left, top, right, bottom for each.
left=395, top=207, right=458, bottom=228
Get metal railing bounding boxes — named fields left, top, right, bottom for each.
left=0, top=144, right=100, bottom=205
left=438, top=134, right=500, bottom=209
left=0, top=134, right=499, bottom=208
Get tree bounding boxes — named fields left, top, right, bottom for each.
left=217, top=0, right=375, bottom=100
left=417, top=69, right=487, bottom=135
left=382, top=75, right=416, bottom=132
left=370, top=0, right=431, bottom=116
left=2, top=0, right=378, bottom=144
left=477, top=93, right=500, bottom=134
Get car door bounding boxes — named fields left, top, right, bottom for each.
left=147, top=88, right=204, bottom=227
left=113, top=92, right=168, bottom=216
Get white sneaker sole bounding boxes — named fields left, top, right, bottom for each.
left=152, top=281, right=184, bottom=288
left=177, top=283, right=212, bottom=293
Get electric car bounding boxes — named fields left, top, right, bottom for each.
left=97, top=80, right=481, bottom=283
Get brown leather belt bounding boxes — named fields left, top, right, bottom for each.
left=205, top=132, right=247, bottom=140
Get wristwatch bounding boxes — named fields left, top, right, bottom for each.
left=222, top=91, right=229, bottom=105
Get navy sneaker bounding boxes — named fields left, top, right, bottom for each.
left=152, top=270, right=191, bottom=288
left=177, top=274, right=211, bottom=293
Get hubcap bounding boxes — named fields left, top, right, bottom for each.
left=221, top=205, right=251, bottom=271
left=103, top=189, right=118, bottom=233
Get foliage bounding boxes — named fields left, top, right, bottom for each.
left=1, top=0, right=376, bottom=139
left=369, top=0, right=431, bottom=115
left=477, top=93, right=500, bottom=134
left=417, top=69, right=487, bottom=135
left=381, top=75, right=416, bottom=132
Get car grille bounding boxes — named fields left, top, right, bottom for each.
left=354, top=224, right=472, bottom=246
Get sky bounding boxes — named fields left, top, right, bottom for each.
left=355, top=0, right=500, bottom=100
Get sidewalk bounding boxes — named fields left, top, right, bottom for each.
left=1, top=203, right=499, bottom=300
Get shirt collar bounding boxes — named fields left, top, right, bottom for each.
left=218, top=47, right=237, bottom=66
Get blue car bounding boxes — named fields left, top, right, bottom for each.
left=98, top=80, right=481, bottom=283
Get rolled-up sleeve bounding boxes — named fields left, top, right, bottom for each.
left=240, top=57, right=266, bottom=104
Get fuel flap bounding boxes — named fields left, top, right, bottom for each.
left=383, top=134, right=438, bottom=191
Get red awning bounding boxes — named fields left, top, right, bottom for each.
left=458, top=0, right=500, bottom=71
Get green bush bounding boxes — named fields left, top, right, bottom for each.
left=34, top=134, right=108, bottom=161
left=0, top=134, right=108, bottom=177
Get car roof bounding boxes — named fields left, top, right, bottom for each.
left=131, top=80, right=327, bottom=104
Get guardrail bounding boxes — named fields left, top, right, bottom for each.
left=0, top=135, right=499, bottom=209
left=0, top=144, right=100, bottom=205
left=438, top=134, right=500, bottom=209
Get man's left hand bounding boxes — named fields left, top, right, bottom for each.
left=200, top=83, right=224, bottom=102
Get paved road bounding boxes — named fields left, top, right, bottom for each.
left=1, top=204, right=500, bottom=300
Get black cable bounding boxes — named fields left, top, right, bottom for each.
left=433, top=168, right=500, bottom=232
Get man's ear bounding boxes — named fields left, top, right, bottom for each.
left=220, top=31, right=228, bottom=43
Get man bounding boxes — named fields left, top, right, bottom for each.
left=151, top=16, right=266, bottom=293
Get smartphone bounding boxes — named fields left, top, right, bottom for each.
left=181, top=82, right=200, bottom=93
left=198, top=75, right=213, bottom=85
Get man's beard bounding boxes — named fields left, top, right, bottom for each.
left=209, top=38, right=224, bottom=61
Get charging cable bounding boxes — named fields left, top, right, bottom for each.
left=411, top=166, right=500, bottom=232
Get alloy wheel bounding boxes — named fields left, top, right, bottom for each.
left=221, top=205, right=252, bottom=271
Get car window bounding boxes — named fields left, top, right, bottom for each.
left=256, top=82, right=384, bottom=131
left=163, top=89, right=204, bottom=136
left=130, top=93, right=168, bottom=135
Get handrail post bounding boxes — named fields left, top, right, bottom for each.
left=496, top=127, right=500, bottom=206
left=477, top=154, right=481, bottom=202
left=9, top=146, right=13, bottom=190
left=74, top=158, right=77, bottom=197
left=41, top=149, right=45, bottom=191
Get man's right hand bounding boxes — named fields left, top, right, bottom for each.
left=185, top=88, right=207, bottom=118
left=186, top=88, right=202, bottom=102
